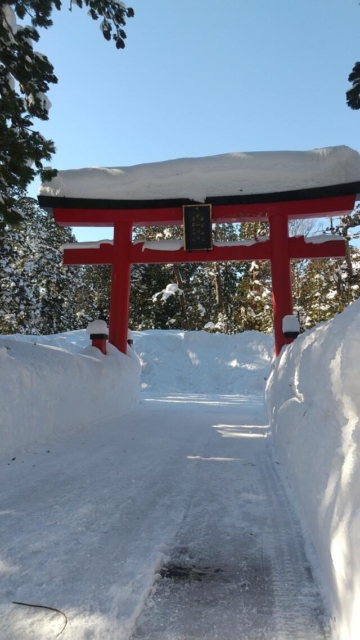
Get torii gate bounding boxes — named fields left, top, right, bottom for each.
left=38, top=149, right=360, bottom=356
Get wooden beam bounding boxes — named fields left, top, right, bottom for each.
left=63, top=243, right=114, bottom=265
left=63, top=241, right=272, bottom=265
left=288, top=237, right=346, bottom=259
left=62, top=236, right=346, bottom=266
left=52, top=194, right=356, bottom=228
left=129, top=241, right=272, bottom=264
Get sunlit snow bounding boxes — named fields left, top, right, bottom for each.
left=39, top=145, right=360, bottom=202
left=1, top=303, right=360, bottom=639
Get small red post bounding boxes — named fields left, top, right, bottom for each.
left=109, top=221, right=132, bottom=354
left=91, top=336, right=107, bottom=355
left=86, top=320, right=108, bottom=355
left=269, top=213, right=293, bottom=357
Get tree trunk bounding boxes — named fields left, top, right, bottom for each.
left=213, top=226, right=224, bottom=310
left=173, top=264, right=188, bottom=329
left=340, top=215, right=355, bottom=280
left=214, top=262, right=224, bottom=309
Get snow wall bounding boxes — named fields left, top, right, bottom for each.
left=266, top=298, right=360, bottom=640
left=133, top=329, right=273, bottom=395
left=0, top=331, right=140, bottom=455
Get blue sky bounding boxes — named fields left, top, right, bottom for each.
left=31, top=0, right=360, bottom=240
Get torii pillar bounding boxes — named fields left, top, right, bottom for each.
left=109, top=222, right=132, bottom=354
left=269, top=213, right=293, bottom=356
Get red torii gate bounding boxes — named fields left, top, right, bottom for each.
left=38, top=185, right=358, bottom=356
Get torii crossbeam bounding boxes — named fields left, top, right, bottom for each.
left=38, top=147, right=360, bottom=356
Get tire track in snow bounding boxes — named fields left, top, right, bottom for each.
left=260, top=448, right=330, bottom=640
left=131, top=410, right=329, bottom=640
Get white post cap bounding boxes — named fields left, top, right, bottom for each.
left=282, top=315, right=300, bottom=333
left=86, top=319, right=108, bottom=335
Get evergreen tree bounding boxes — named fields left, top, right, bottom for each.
left=0, top=215, right=38, bottom=331
left=130, top=226, right=190, bottom=330
left=234, top=221, right=273, bottom=333
left=298, top=259, right=339, bottom=327
left=0, top=196, right=87, bottom=334
left=290, top=214, right=360, bottom=330
left=347, top=62, right=360, bottom=109
left=0, top=1, right=134, bottom=224
left=80, top=216, right=360, bottom=338
left=206, top=223, right=248, bottom=333
left=129, top=225, right=238, bottom=332
left=81, top=264, right=111, bottom=324
left=131, top=262, right=186, bottom=330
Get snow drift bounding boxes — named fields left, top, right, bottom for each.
left=0, top=330, right=140, bottom=455
left=0, top=328, right=272, bottom=457
left=133, top=329, right=273, bottom=395
left=266, top=298, right=360, bottom=640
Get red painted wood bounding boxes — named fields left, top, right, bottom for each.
left=63, top=243, right=114, bottom=265
left=269, top=215, right=293, bottom=357
left=91, top=338, right=107, bottom=355
left=289, top=236, right=346, bottom=260
left=63, top=242, right=271, bottom=265
left=52, top=194, right=356, bottom=227
left=130, top=242, right=271, bottom=264
left=109, top=222, right=132, bottom=353
left=53, top=206, right=183, bottom=227
left=62, top=236, right=345, bottom=266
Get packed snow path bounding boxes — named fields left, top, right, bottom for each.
left=0, top=392, right=328, bottom=640
left=131, top=396, right=329, bottom=640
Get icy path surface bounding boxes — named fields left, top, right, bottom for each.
left=0, top=394, right=328, bottom=640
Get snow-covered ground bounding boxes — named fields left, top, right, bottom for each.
left=0, top=313, right=359, bottom=639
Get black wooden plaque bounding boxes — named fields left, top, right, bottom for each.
left=183, top=205, right=212, bottom=251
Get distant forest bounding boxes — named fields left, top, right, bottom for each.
left=2, top=197, right=360, bottom=337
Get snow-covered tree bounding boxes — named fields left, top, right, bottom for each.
left=80, top=264, right=111, bottom=324
left=80, top=216, right=360, bottom=337
left=289, top=213, right=360, bottom=330
left=0, top=196, right=87, bottom=334
left=0, top=1, right=134, bottom=224
left=231, top=221, right=273, bottom=333
left=0, top=216, right=37, bottom=332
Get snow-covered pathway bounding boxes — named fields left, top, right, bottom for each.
left=132, top=396, right=329, bottom=640
left=0, top=392, right=328, bottom=640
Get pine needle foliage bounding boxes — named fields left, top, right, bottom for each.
left=0, top=1, right=134, bottom=224
left=347, top=61, right=360, bottom=109
left=0, top=195, right=87, bottom=334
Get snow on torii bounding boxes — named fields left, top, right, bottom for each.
left=38, top=145, right=360, bottom=356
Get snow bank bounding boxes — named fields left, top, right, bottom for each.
left=266, top=299, right=360, bottom=640
left=39, top=146, right=360, bottom=203
left=0, top=331, right=140, bottom=455
left=133, top=329, right=273, bottom=395
left=0, top=328, right=272, bottom=456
